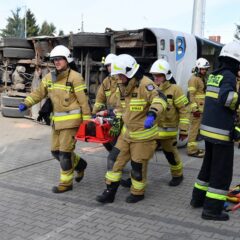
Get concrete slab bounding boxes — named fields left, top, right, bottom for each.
left=0, top=115, right=240, bottom=240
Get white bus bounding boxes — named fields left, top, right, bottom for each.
left=108, top=27, right=223, bottom=93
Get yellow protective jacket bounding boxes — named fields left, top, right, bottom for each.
left=118, top=76, right=167, bottom=143
left=157, top=81, right=190, bottom=139
left=188, top=73, right=206, bottom=113
left=235, top=77, right=240, bottom=124
left=92, top=75, right=119, bottom=114
left=24, top=68, right=91, bottom=130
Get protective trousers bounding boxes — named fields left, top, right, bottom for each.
left=187, top=114, right=202, bottom=154
left=191, top=140, right=233, bottom=214
left=157, top=138, right=183, bottom=177
left=105, top=135, right=157, bottom=195
left=51, top=127, right=84, bottom=187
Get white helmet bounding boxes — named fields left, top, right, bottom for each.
left=111, top=54, right=139, bottom=78
left=196, top=58, right=210, bottom=69
left=104, top=53, right=116, bottom=66
left=219, top=39, right=240, bottom=63
left=50, top=45, right=73, bottom=63
left=150, top=59, right=173, bottom=80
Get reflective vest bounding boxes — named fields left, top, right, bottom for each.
left=25, top=68, right=91, bottom=130
left=200, top=68, right=239, bottom=144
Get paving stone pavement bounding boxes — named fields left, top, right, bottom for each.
left=0, top=115, right=240, bottom=240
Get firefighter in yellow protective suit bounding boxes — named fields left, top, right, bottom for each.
left=235, top=72, right=240, bottom=122
left=92, top=53, right=118, bottom=115
left=18, top=45, right=91, bottom=193
left=150, top=59, right=190, bottom=186
left=92, top=53, right=119, bottom=151
left=96, top=54, right=167, bottom=203
left=235, top=72, right=240, bottom=148
left=187, top=58, right=210, bottom=158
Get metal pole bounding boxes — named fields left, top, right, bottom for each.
left=24, top=6, right=27, bottom=38
left=191, top=0, right=206, bottom=37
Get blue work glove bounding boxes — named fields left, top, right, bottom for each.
left=18, top=103, right=27, bottom=112
left=144, top=115, right=155, bottom=129
left=108, top=108, right=115, bottom=117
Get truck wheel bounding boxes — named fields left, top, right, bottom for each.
left=1, top=106, right=29, bottom=118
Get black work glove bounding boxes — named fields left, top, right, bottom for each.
left=109, top=118, right=122, bottom=137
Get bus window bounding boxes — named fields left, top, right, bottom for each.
left=170, top=39, right=175, bottom=52
left=160, top=39, right=165, bottom=50
left=176, top=36, right=185, bottom=61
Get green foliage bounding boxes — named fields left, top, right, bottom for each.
left=58, top=30, right=65, bottom=36
left=235, top=24, right=240, bottom=40
left=39, top=21, right=56, bottom=36
left=0, top=8, right=24, bottom=38
left=25, top=9, right=39, bottom=37
left=0, top=7, right=57, bottom=38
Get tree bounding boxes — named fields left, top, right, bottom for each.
left=25, top=9, right=39, bottom=37
left=0, top=8, right=24, bottom=38
left=58, top=30, right=64, bottom=36
left=235, top=24, right=240, bottom=40
left=39, top=21, right=56, bottom=36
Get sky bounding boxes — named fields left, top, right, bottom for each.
left=0, top=0, right=239, bottom=43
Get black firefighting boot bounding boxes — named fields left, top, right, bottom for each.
left=120, top=178, right=132, bottom=188
left=190, top=187, right=206, bottom=208
left=201, top=198, right=229, bottom=221
left=126, top=194, right=144, bottom=203
left=96, top=182, right=119, bottom=203
left=169, top=175, right=184, bottom=186
left=75, top=157, right=88, bottom=183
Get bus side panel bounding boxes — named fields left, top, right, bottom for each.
left=150, top=28, right=197, bottom=94
left=174, top=33, right=197, bottom=93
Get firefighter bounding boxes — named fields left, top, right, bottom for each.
left=235, top=71, right=240, bottom=130
left=96, top=54, right=167, bottom=203
left=190, top=40, right=240, bottom=221
left=187, top=58, right=210, bottom=158
left=92, top=53, right=118, bottom=115
left=150, top=59, right=190, bottom=186
left=18, top=45, right=91, bottom=193
left=92, top=53, right=120, bottom=151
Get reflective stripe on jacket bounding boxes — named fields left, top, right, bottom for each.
left=25, top=68, right=91, bottom=130
left=92, top=75, right=119, bottom=114
left=116, top=76, right=167, bottom=142
left=188, top=73, right=206, bottom=113
left=200, top=69, right=239, bottom=144
left=156, top=81, right=190, bottom=139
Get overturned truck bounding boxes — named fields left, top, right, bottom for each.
left=0, top=28, right=222, bottom=119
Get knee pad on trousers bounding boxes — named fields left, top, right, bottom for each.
left=51, top=150, right=60, bottom=161
left=131, top=161, right=142, bottom=181
left=163, top=150, right=177, bottom=166
left=59, top=151, right=72, bottom=171
left=75, top=157, right=87, bottom=171
left=107, top=147, right=120, bottom=170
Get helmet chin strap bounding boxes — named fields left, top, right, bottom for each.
left=117, top=78, right=136, bottom=97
